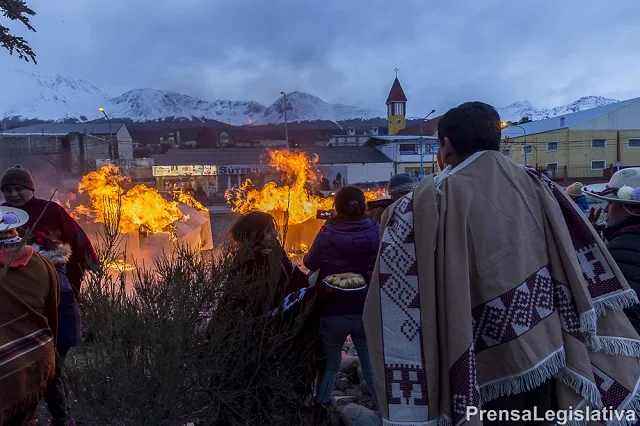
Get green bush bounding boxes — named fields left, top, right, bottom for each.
left=69, top=207, right=320, bottom=425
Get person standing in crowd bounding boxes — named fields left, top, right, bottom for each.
left=229, top=211, right=321, bottom=416
left=1, top=165, right=98, bottom=297
left=304, top=186, right=379, bottom=415
left=367, top=173, right=415, bottom=223
left=565, top=182, right=590, bottom=213
left=584, top=168, right=640, bottom=332
left=230, top=211, right=310, bottom=313
left=364, top=102, right=640, bottom=425
left=0, top=206, right=60, bottom=425
left=24, top=232, right=82, bottom=426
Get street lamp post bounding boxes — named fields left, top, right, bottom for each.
left=419, top=109, right=436, bottom=180
left=503, top=122, right=528, bottom=167
left=279, top=92, right=289, bottom=148
left=98, top=107, right=116, bottom=161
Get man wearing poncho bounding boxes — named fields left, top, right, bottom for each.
left=364, top=102, right=640, bottom=425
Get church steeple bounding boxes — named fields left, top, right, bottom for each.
left=386, top=71, right=407, bottom=136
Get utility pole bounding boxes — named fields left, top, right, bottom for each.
left=99, top=107, right=116, bottom=161
left=502, top=122, right=528, bottom=167
left=419, top=109, right=436, bottom=180
left=279, top=92, right=289, bottom=148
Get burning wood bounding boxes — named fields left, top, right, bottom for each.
left=173, top=190, right=208, bottom=213
left=226, top=149, right=382, bottom=226
left=105, top=259, right=136, bottom=273
left=75, top=165, right=185, bottom=235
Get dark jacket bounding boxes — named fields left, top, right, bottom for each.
left=367, top=199, right=393, bottom=224
left=236, top=247, right=309, bottom=316
left=604, top=217, right=640, bottom=332
left=303, top=217, right=380, bottom=316
left=3, top=197, right=98, bottom=297
left=571, top=195, right=590, bottom=213
left=55, top=265, right=82, bottom=350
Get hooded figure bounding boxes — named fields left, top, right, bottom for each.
left=565, top=181, right=590, bottom=213
left=367, top=173, right=415, bottom=223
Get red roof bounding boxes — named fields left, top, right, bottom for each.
left=386, top=77, right=407, bottom=104
left=396, top=116, right=440, bottom=136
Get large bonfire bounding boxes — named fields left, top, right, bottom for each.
left=74, top=164, right=185, bottom=235
left=227, top=149, right=380, bottom=225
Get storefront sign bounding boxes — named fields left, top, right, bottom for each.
left=152, top=165, right=217, bottom=177
left=217, top=164, right=271, bottom=175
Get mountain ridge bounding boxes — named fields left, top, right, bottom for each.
left=0, top=69, right=622, bottom=127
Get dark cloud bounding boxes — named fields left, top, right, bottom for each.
left=2, top=0, right=639, bottom=115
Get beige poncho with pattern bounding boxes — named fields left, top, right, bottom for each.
left=364, top=150, right=640, bottom=425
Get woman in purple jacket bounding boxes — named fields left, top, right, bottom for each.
left=304, top=186, right=379, bottom=409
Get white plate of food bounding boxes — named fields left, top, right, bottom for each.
left=323, top=273, right=368, bottom=291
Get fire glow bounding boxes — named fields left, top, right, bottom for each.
left=227, top=150, right=334, bottom=225
left=227, top=149, right=382, bottom=227
left=75, top=165, right=185, bottom=235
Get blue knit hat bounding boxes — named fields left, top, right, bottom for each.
left=388, top=173, right=415, bottom=196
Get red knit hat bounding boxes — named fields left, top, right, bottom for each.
left=1, top=165, right=35, bottom=191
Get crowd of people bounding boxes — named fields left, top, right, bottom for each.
left=2, top=101, right=640, bottom=425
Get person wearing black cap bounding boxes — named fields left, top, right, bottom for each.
left=1, top=165, right=98, bottom=298
left=366, top=173, right=415, bottom=223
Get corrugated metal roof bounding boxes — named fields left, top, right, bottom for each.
left=1, top=122, right=126, bottom=135
left=501, top=97, right=640, bottom=139
left=152, top=147, right=392, bottom=166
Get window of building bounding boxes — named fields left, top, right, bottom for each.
left=399, top=144, right=418, bottom=155
left=502, top=148, right=510, bottom=157
left=546, top=141, right=558, bottom=152
left=387, top=104, right=392, bottom=117
left=629, top=138, right=640, bottom=148
left=395, top=103, right=404, bottom=116
left=522, top=146, right=533, bottom=155
left=404, top=167, right=421, bottom=181
left=591, top=160, right=606, bottom=170
left=546, top=162, right=559, bottom=172
left=591, top=139, right=606, bottom=149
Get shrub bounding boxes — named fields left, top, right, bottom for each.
left=68, top=204, right=320, bottom=425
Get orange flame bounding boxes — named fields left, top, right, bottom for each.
left=75, top=165, right=184, bottom=234
left=227, top=149, right=383, bottom=225
left=174, top=190, right=208, bottom=213
left=227, top=150, right=333, bottom=225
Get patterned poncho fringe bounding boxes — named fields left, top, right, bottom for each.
left=363, top=151, right=640, bottom=426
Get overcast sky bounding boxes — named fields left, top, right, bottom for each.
left=2, top=0, right=640, bottom=115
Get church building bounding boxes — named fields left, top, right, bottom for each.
left=386, top=74, right=408, bottom=136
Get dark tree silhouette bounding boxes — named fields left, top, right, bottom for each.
left=1, top=0, right=36, bottom=63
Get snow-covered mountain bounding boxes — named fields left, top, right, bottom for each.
left=497, top=96, right=619, bottom=123
left=0, top=70, right=383, bottom=125
left=0, top=69, right=111, bottom=121
left=108, top=89, right=267, bottom=125
left=255, top=91, right=383, bottom=124
left=0, top=69, right=624, bottom=126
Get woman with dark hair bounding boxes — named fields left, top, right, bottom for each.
left=228, top=212, right=321, bottom=419
left=229, top=212, right=308, bottom=310
left=303, top=186, right=380, bottom=411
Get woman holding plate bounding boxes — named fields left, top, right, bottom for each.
left=304, top=186, right=379, bottom=413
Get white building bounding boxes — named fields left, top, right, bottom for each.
left=366, top=135, right=439, bottom=180
left=0, top=122, right=134, bottom=175
left=326, top=127, right=380, bottom=147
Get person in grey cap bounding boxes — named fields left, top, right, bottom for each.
left=366, top=173, right=415, bottom=223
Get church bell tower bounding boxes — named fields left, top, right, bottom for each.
left=386, top=69, right=407, bottom=136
